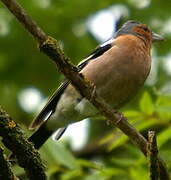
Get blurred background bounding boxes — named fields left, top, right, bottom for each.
left=0, top=0, right=171, bottom=179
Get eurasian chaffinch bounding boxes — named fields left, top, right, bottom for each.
left=28, top=20, right=163, bottom=149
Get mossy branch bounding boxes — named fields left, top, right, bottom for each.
left=0, top=146, right=17, bottom=180
left=0, top=0, right=170, bottom=179
left=0, top=106, right=47, bottom=180
left=147, top=131, right=159, bottom=180
left=147, top=131, right=169, bottom=180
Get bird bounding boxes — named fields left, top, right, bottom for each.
left=28, top=20, right=163, bottom=150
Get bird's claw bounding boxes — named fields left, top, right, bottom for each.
left=106, top=111, right=127, bottom=126
left=90, top=85, right=97, bottom=101
left=115, top=112, right=127, bottom=124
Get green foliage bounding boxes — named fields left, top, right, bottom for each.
left=41, top=140, right=79, bottom=169
left=140, top=91, right=154, bottom=115
left=1, top=0, right=171, bottom=179
left=158, top=127, right=171, bottom=148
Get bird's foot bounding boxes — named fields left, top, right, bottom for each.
left=115, top=111, right=127, bottom=124
left=106, top=111, right=127, bottom=126
left=90, top=85, right=97, bottom=101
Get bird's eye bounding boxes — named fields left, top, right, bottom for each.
left=142, top=27, right=149, bottom=32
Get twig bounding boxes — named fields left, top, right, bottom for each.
left=0, top=146, right=17, bottom=180
left=0, top=106, right=47, bottom=180
left=0, top=0, right=170, bottom=179
left=147, top=131, right=159, bottom=180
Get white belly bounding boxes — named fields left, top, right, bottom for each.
left=46, top=92, right=98, bottom=131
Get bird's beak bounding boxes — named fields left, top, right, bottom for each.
left=152, top=32, right=164, bottom=42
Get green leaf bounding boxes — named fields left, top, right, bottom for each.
left=60, top=170, right=83, bottom=180
left=129, top=166, right=148, bottom=180
left=157, top=127, right=171, bottom=148
left=41, top=139, right=79, bottom=169
left=99, top=132, right=116, bottom=145
left=136, top=118, right=158, bottom=131
left=155, top=106, right=171, bottom=120
left=108, top=118, right=158, bottom=151
left=77, top=159, right=102, bottom=170
left=12, top=165, right=25, bottom=177
left=100, top=167, right=127, bottom=178
left=84, top=174, right=105, bottom=180
left=111, top=157, right=136, bottom=167
left=139, top=91, right=154, bottom=115
left=108, top=133, right=128, bottom=151
left=156, top=95, right=171, bottom=108
left=155, top=96, right=171, bottom=120
left=123, top=110, right=141, bottom=118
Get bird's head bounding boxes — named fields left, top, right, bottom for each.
left=116, top=20, right=164, bottom=44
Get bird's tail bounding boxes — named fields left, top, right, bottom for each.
left=28, top=122, right=53, bottom=149
left=28, top=124, right=67, bottom=149
left=53, top=127, right=67, bottom=141
left=8, top=124, right=67, bottom=161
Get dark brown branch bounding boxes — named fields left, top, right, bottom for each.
left=158, top=157, right=169, bottom=180
left=0, top=146, right=17, bottom=180
left=147, top=131, right=159, bottom=180
left=0, top=106, right=47, bottom=180
left=0, top=0, right=169, bottom=179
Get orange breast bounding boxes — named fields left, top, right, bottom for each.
left=80, top=34, right=151, bottom=108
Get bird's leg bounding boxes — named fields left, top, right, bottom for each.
left=115, top=111, right=127, bottom=124
left=106, top=111, right=127, bottom=126
left=89, top=82, right=127, bottom=126
left=90, top=84, right=97, bottom=101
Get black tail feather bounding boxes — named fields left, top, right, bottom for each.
left=28, top=123, right=53, bottom=149
left=8, top=123, right=67, bottom=161
left=54, top=127, right=67, bottom=140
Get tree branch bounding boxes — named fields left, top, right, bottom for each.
left=0, top=106, right=47, bottom=180
left=0, top=0, right=169, bottom=179
left=147, top=131, right=159, bottom=180
left=0, top=146, right=17, bottom=180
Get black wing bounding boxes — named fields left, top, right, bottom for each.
left=77, top=43, right=112, bottom=70
left=29, top=80, right=70, bottom=129
left=29, top=42, right=113, bottom=129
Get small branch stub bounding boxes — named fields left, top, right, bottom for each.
left=147, top=131, right=159, bottom=180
